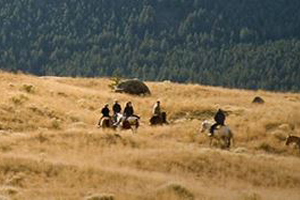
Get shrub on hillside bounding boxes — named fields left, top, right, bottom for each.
left=84, top=193, right=114, bottom=200
left=154, top=182, right=194, bottom=200
left=21, top=84, right=35, bottom=93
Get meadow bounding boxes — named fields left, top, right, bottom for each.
left=0, top=71, right=300, bottom=200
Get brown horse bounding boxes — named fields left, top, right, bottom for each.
left=286, top=135, right=300, bottom=150
left=98, top=117, right=113, bottom=129
left=150, top=112, right=168, bottom=125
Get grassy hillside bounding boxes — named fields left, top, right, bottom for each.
left=0, top=71, right=300, bottom=200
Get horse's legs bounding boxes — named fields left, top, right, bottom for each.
left=209, top=138, right=213, bottom=146
left=226, top=138, right=231, bottom=148
left=231, top=136, right=235, bottom=148
left=297, top=141, right=300, bottom=151
left=131, top=127, right=136, bottom=134
left=136, top=120, right=139, bottom=129
left=132, top=120, right=139, bottom=134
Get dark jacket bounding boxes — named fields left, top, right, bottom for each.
left=214, top=109, right=225, bottom=125
left=124, top=106, right=134, bottom=117
left=113, top=103, right=121, bottom=113
left=101, top=107, right=110, bottom=117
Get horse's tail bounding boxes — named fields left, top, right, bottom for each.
left=229, top=129, right=235, bottom=147
left=135, top=119, right=139, bottom=129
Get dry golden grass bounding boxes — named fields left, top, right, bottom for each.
left=0, top=71, right=300, bottom=200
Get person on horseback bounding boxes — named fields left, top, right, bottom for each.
left=150, top=101, right=168, bottom=125
left=100, top=104, right=110, bottom=118
left=152, top=101, right=161, bottom=117
left=113, top=100, right=122, bottom=114
left=209, top=109, right=226, bottom=136
left=98, top=104, right=111, bottom=127
left=124, top=101, right=133, bottom=117
left=114, top=101, right=140, bottom=126
left=112, top=100, right=122, bottom=123
left=124, top=101, right=140, bottom=119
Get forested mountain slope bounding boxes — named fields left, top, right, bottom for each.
left=1, top=0, right=300, bottom=91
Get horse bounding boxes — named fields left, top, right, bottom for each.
left=98, top=117, right=113, bottom=129
left=285, top=135, right=300, bottom=150
left=114, top=113, right=140, bottom=133
left=200, top=120, right=234, bottom=148
left=150, top=112, right=168, bottom=125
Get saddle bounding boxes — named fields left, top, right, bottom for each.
left=126, top=116, right=139, bottom=123
left=209, top=124, right=223, bottom=137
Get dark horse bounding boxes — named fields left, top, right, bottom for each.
left=150, top=112, right=168, bottom=125
left=286, top=135, right=300, bottom=150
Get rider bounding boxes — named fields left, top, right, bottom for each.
left=99, top=104, right=110, bottom=124
left=112, top=100, right=122, bottom=122
left=152, top=101, right=161, bottom=117
left=209, top=108, right=226, bottom=136
left=124, top=101, right=133, bottom=118
left=114, top=101, right=139, bottom=126
left=113, top=100, right=122, bottom=114
left=123, top=101, right=140, bottom=119
left=152, top=100, right=168, bottom=124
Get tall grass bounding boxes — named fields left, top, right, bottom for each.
left=0, top=71, right=300, bottom=199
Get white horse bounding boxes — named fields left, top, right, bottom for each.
left=200, top=120, right=234, bottom=148
left=113, top=113, right=139, bottom=133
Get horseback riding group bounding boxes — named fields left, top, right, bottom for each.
left=98, top=100, right=232, bottom=146
left=98, top=100, right=168, bottom=132
left=98, top=101, right=299, bottom=150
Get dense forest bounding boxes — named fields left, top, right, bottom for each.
left=0, top=0, right=300, bottom=91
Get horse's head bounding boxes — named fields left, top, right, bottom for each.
left=200, top=120, right=211, bottom=133
left=285, top=135, right=292, bottom=145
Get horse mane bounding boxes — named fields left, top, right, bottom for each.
left=202, top=120, right=212, bottom=124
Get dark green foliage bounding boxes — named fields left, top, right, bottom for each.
left=108, top=77, right=123, bottom=90
left=0, top=0, right=300, bottom=91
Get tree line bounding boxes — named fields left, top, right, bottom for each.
left=0, top=0, right=300, bottom=91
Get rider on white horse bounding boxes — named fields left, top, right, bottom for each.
left=112, top=100, right=122, bottom=123
left=210, top=109, right=226, bottom=137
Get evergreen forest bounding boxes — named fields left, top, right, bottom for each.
left=1, top=0, right=300, bottom=91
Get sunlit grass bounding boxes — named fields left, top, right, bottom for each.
left=0, top=71, right=299, bottom=199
